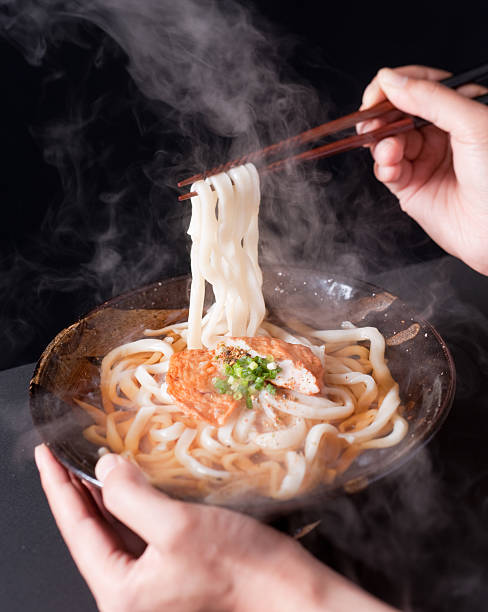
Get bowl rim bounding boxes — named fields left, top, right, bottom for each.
left=30, top=266, right=456, bottom=506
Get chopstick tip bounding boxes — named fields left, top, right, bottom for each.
left=178, top=191, right=196, bottom=202
left=177, top=174, right=204, bottom=188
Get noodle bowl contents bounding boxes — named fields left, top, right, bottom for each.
left=77, top=163, right=407, bottom=502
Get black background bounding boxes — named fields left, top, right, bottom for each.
left=2, top=2, right=488, bottom=611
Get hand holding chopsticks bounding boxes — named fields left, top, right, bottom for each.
left=353, top=64, right=488, bottom=276
left=177, top=62, right=488, bottom=201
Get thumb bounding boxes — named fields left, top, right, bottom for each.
left=96, top=453, right=187, bottom=546
left=377, top=68, right=488, bottom=143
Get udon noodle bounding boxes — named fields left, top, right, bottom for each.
left=78, top=163, right=407, bottom=503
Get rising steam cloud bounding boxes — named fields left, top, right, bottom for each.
left=1, top=0, right=345, bottom=367
left=3, top=0, right=321, bottom=168
left=1, top=0, right=414, bottom=297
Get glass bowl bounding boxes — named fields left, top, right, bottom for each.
left=30, top=267, right=455, bottom=516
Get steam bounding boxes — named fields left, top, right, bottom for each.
left=1, top=0, right=335, bottom=367
left=0, top=0, right=419, bottom=368
left=2, top=0, right=321, bottom=166
left=3, top=2, right=488, bottom=610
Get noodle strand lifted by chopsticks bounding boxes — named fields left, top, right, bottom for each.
left=187, top=164, right=265, bottom=349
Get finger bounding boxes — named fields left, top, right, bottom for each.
left=82, top=479, right=147, bottom=557
left=371, top=132, right=423, bottom=164
left=375, top=162, right=402, bottom=183
left=376, top=68, right=488, bottom=143
left=35, top=445, right=133, bottom=590
left=96, top=454, right=190, bottom=547
left=403, top=129, right=424, bottom=161
left=371, top=135, right=405, bottom=166
left=456, top=83, right=488, bottom=99
left=361, top=65, right=451, bottom=109
left=374, top=159, right=413, bottom=194
left=81, top=478, right=115, bottom=524
left=357, top=117, right=385, bottom=137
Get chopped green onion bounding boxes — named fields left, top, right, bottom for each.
left=213, top=352, right=281, bottom=407
left=213, top=378, right=229, bottom=394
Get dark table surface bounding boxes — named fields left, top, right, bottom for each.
left=0, top=363, right=97, bottom=611
left=2, top=256, right=488, bottom=612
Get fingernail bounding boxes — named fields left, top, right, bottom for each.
left=378, top=68, right=408, bottom=88
left=361, top=86, right=374, bottom=109
left=376, top=137, right=394, bottom=154
left=95, top=453, right=125, bottom=482
left=357, top=120, right=373, bottom=135
left=34, top=444, right=44, bottom=470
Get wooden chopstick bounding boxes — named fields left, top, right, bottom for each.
left=177, top=99, right=395, bottom=188
left=178, top=62, right=488, bottom=200
left=262, top=91, right=488, bottom=176
left=177, top=101, right=397, bottom=201
left=177, top=114, right=412, bottom=201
